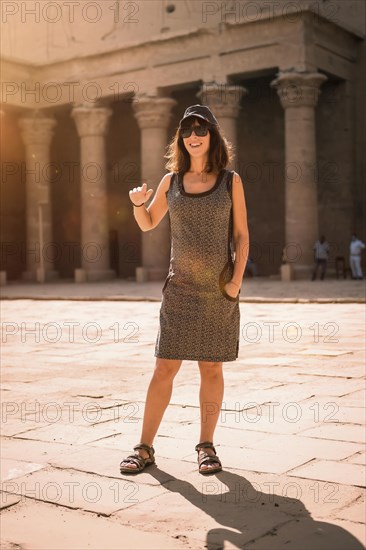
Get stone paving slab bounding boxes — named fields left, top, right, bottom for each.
left=299, top=424, right=366, bottom=444
left=271, top=363, right=365, bottom=378
left=295, top=395, right=366, bottom=418
left=0, top=498, right=188, bottom=550
left=93, top=431, right=203, bottom=461
left=223, top=384, right=319, bottom=406
left=334, top=497, right=366, bottom=523
left=346, top=452, right=366, bottom=466
left=49, top=445, right=197, bottom=486
left=182, top=446, right=317, bottom=476
left=0, top=466, right=167, bottom=515
left=297, top=348, right=353, bottom=356
left=20, top=404, right=133, bottom=427
left=0, top=437, right=80, bottom=464
left=242, top=433, right=363, bottom=461
left=13, top=422, right=124, bottom=445
left=291, top=377, right=364, bottom=396
left=215, top=410, right=321, bottom=435
left=0, top=492, right=21, bottom=510
left=304, top=393, right=366, bottom=409
left=1, top=298, right=365, bottom=549
left=246, top=398, right=364, bottom=424
left=245, top=517, right=365, bottom=549
left=338, top=390, right=366, bottom=407
left=288, top=460, right=366, bottom=488
left=0, top=459, right=46, bottom=482
left=0, top=418, right=52, bottom=437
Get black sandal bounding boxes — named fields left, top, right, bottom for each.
left=195, top=441, right=222, bottom=475
left=120, top=443, right=155, bottom=474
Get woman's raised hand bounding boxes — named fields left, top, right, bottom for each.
left=129, top=183, right=154, bottom=206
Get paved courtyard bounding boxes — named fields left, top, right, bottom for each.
left=0, top=280, right=365, bottom=549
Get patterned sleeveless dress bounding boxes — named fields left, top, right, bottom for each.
left=154, top=168, right=240, bottom=362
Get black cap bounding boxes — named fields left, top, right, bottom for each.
left=179, top=104, right=219, bottom=127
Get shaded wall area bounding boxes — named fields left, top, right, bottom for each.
left=0, top=109, right=26, bottom=280
left=50, top=105, right=81, bottom=278
left=354, top=38, right=366, bottom=252
left=170, top=87, right=201, bottom=136
left=106, top=99, right=141, bottom=279
left=237, top=75, right=285, bottom=277
left=316, top=77, right=355, bottom=271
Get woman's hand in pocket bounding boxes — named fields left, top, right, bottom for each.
left=223, top=281, right=240, bottom=298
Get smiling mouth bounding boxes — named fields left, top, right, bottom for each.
left=190, top=143, right=202, bottom=148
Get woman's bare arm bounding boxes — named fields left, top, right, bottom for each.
left=131, top=173, right=172, bottom=232
left=227, top=171, right=250, bottom=292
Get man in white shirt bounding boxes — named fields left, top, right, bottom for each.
left=349, top=234, right=365, bottom=280
left=312, top=235, right=330, bottom=281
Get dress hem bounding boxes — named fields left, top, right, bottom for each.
left=154, top=353, right=238, bottom=362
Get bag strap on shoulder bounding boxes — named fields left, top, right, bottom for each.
left=225, top=169, right=235, bottom=197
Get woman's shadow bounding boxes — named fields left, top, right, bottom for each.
left=145, top=466, right=364, bottom=550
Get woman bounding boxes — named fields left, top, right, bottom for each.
left=120, top=104, right=249, bottom=475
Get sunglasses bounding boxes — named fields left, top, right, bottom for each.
left=179, top=125, right=210, bottom=138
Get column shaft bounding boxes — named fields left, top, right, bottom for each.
left=72, top=104, right=115, bottom=281
left=133, top=96, right=177, bottom=281
left=18, top=112, right=58, bottom=281
left=284, top=104, right=318, bottom=242
left=271, top=71, right=327, bottom=278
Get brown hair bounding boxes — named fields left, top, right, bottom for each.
left=164, top=116, right=234, bottom=174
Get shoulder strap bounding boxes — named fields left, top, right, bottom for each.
left=165, top=172, right=176, bottom=196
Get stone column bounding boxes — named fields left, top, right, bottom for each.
left=71, top=104, right=115, bottom=281
left=271, top=71, right=327, bottom=279
left=19, top=111, right=58, bottom=282
left=198, top=83, right=247, bottom=169
left=132, top=95, right=177, bottom=281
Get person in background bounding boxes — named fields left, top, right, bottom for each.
left=312, top=235, right=330, bottom=281
left=244, top=255, right=257, bottom=277
left=349, top=233, right=365, bottom=280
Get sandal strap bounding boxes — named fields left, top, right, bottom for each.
left=133, top=443, right=155, bottom=461
left=197, top=452, right=222, bottom=469
left=195, top=441, right=216, bottom=454
left=120, top=454, right=147, bottom=469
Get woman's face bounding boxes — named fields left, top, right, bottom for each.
left=181, top=118, right=210, bottom=158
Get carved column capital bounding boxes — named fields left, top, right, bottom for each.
left=197, top=83, right=247, bottom=118
left=271, top=71, right=328, bottom=109
left=71, top=104, right=113, bottom=137
left=19, top=110, right=56, bottom=147
left=132, top=96, right=177, bottom=129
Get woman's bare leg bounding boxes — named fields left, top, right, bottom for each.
left=121, top=357, right=182, bottom=469
left=197, top=361, right=224, bottom=471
